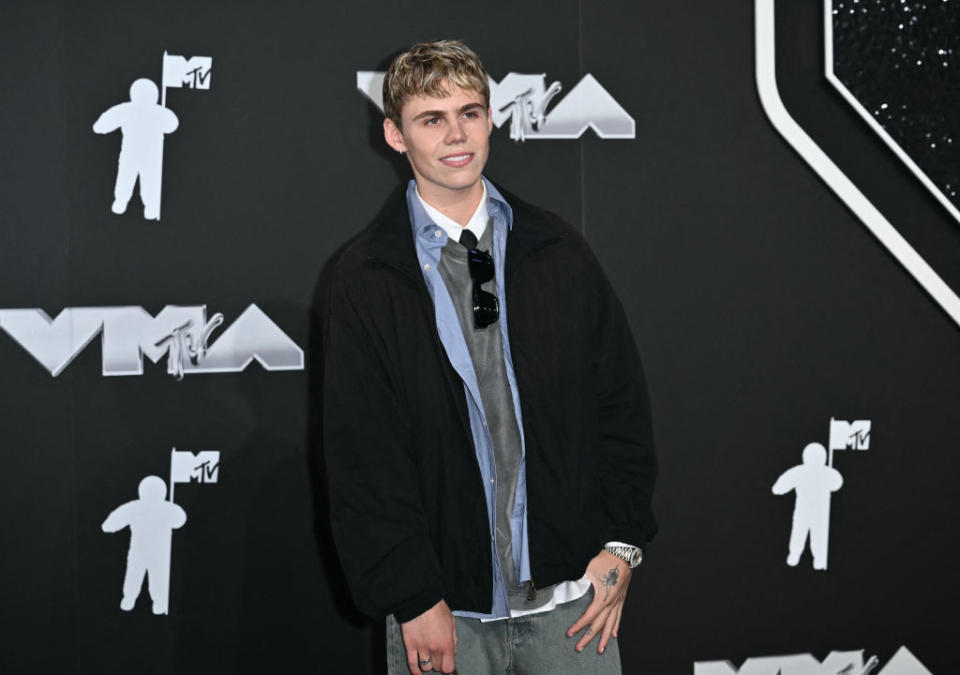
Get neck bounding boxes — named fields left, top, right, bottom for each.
left=415, top=178, right=484, bottom=227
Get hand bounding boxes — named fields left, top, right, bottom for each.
left=400, top=600, right=458, bottom=674
left=567, top=550, right=631, bottom=654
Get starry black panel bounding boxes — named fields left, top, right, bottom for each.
left=832, top=0, right=960, bottom=212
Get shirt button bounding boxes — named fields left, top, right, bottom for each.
left=424, top=263, right=431, bottom=271
left=490, top=477, right=495, bottom=484
left=434, top=230, right=442, bottom=238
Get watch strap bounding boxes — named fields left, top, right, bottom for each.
left=604, top=543, right=643, bottom=568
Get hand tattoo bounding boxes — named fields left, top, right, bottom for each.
left=601, top=567, right=619, bottom=601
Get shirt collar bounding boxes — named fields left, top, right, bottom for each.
left=416, top=181, right=488, bottom=242
left=406, top=177, right=514, bottom=244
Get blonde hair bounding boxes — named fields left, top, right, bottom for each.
left=383, top=40, right=490, bottom=127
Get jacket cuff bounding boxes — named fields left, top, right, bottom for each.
left=392, top=587, right=446, bottom=624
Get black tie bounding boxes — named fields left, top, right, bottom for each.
left=459, top=228, right=478, bottom=250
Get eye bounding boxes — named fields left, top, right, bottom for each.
left=424, top=116, right=441, bottom=126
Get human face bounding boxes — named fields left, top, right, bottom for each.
left=384, top=84, right=493, bottom=206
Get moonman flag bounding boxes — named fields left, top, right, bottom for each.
left=168, top=448, right=219, bottom=503
left=162, top=53, right=213, bottom=90
left=829, top=418, right=871, bottom=451
left=170, top=449, right=220, bottom=484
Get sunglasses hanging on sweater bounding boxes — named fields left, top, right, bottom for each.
left=460, top=229, right=499, bottom=329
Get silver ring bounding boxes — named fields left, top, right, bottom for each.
left=420, top=657, right=432, bottom=665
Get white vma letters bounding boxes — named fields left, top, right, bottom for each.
left=488, top=73, right=634, bottom=140
left=0, top=304, right=303, bottom=378
left=771, top=419, right=871, bottom=570
left=93, top=51, right=212, bottom=220
left=356, top=71, right=634, bottom=141
left=694, top=645, right=932, bottom=675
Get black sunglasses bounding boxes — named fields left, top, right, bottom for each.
left=466, top=247, right=499, bottom=329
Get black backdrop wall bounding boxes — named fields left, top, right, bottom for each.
left=1, top=1, right=957, bottom=673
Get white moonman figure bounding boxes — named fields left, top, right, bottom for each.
left=93, top=78, right=178, bottom=220
left=772, top=442, right=843, bottom=570
left=101, top=475, right=186, bottom=614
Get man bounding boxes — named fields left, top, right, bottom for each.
left=322, top=40, right=657, bottom=674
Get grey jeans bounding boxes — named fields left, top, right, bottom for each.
left=386, top=589, right=622, bottom=675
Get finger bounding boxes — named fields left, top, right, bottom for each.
left=574, top=611, right=607, bottom=652
left=612, top=602, right=624, bottom=639
left=440, top=647, right=456, bottom=674
left=418, top=650, right=434, bottom=673
left=575, top=607, right=610, bottom=652
left=598, top=603, right=619, bottom=654
left=405, top=645, right=422, bottom=675
left=567, top=593, right=604, bottom=637
left=453, top=616, right=458, bottom=654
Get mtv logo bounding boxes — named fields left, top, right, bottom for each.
left=191, top=457, right=218, bottom=482
left=171, top=449, right=220, bottom=484
left=162, top=53, right=212, bottom=90
left=829, top=418, right=871, bottom=451
left=488, top=74, right=556, bottom=129
left=488, top=74, right=561, bottom=141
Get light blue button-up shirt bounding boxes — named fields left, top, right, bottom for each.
left=407, top=177, right=531, bottom=620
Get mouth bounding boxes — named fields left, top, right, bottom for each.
left=439, top=152, right=474, bottom=168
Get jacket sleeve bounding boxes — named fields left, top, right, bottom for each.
left=592, top=261, right=659, bottom=551
left=322, top=274, right=445, bottom=622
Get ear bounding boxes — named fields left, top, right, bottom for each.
left=383, top=117, right=407, bottom=153
left=487, top=106, right=493, bottom=135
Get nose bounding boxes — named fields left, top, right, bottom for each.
left=445, top=119, right=466, bottom=144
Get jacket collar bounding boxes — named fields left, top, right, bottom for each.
left=366, top=185, right=422, bottom=281
left=367, top=179, right=565, bottom=282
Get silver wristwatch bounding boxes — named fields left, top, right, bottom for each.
left=604, top=543, right=643, bottom=568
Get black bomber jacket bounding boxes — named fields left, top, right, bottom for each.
left=321, top=184, right=658, bottom=622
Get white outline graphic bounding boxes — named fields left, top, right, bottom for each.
left=824, top=0, right=960, bottom=225
left=754, top=0, right=960, bottom=329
